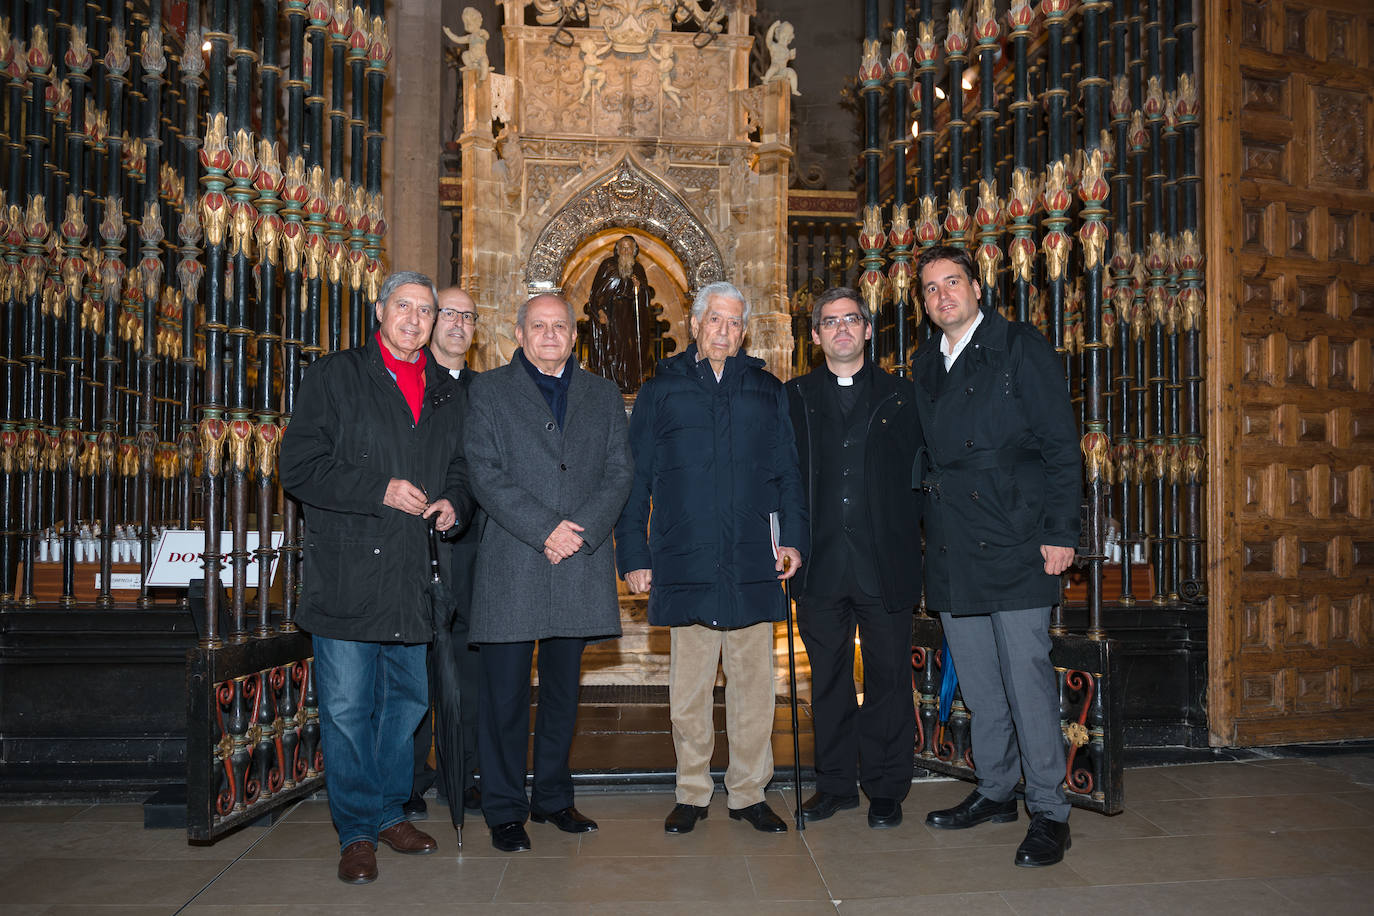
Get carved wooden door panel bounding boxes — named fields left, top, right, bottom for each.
left=1206, top=0, right=1374, bottom=745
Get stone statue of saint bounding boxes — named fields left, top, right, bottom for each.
left=586, top=236, right=657, bottom=394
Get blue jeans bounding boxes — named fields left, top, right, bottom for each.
left=313, top=635, right=428, bottom=850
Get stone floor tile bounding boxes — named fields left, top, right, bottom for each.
left=0, top=857, right=226, bottom=907
left=593, top=904, right=836, bottom=916
left=1332, top=790, right=1374, bottom=815
left=1149, top=761, right=1361, bottom=798
left=0, top=805, right=91, bottom=824
left=1278, top=827, right=1374, bottom=873
left=0, top=821, right=265, bottom=861
left=793, top=807, right=947, bottom=854
left=189, top=855, right=508, bottom=907
left=836, top=893, right=1015, bottom=915
left=578, top=814, right=807, bottom=857
left=1264, top=872, right=1374, bottom=910
left=1117, top=765, right=1202, bottom=802
left=1131, top=792, right=1367, bottom=835
left=813, top=846, right=1087, bottom=899
left=744, top=853, right=831, bottom=900
left=494, top=854, right=757, bottom=903
left=64, top=804, right=146, bottom=823
left=558, top=790, right=676, bottom=820
left=1058, top=831, right=1335, bottom=885
left=998, top=878, right=1301, bottom=915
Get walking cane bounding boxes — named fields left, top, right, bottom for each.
left=782, top=556, right=805, bottom=831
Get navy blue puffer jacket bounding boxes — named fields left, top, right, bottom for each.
left=615, top=345, right=807, bottom=628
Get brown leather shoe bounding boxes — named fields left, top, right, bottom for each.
left=379, top=821, right=438, bottom=855
left=337, top=841, right=378, bottom=884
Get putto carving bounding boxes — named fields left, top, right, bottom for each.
left=443, top=7, right=490, bottom=82
left=526, top=156, right=724, bottom=294
left=763, top=21, right=798, bottom=96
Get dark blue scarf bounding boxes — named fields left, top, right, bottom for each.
left=516, top=347, right=571, bottom=430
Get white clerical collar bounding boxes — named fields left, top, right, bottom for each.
left=941, top=310, right=985, bottom=370
left=836, top=375, right=854, bottom=387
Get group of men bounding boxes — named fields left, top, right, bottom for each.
left=278, top=243, right=1081, bottom=886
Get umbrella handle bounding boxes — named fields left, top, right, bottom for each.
left=427, top=515, right=442, bottom=583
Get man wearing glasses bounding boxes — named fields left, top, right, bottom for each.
left=784, top=287, right=924, bottom=829
left=408, top=287, right=484, bottom=820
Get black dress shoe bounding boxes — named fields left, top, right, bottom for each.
left=801, top=791, right=860, bottom=822
left=463, top=786, right=482, bottom=811
left=664, top=803, right=709, bottom=834
left=867, top=798, right=903, bottom=829
left=925, top=789, right=1019, bottom=829
left=530, top=806, right=598, bottom=833
left=402, top=792, right=428, bottom=821
left=729, top=801, right=788, bottom=833
left=489, top=821, right=532, bottom=853
left=1015, top=813, right=1071, bottom=867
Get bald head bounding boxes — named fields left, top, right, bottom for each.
left=431, top=286, right=477, bottom=371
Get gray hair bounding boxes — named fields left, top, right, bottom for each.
left=691, top=281, right=751, bottom=323
left=515, top=293, right=576, bottom=328
left=810, top=286, right=869, bottom=331
left=377, top=271, right=439, bottom=311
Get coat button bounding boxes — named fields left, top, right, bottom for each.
left=560, top=463, right=567, bottom=471
left=545, top=421, right=555, bottom=431
left=373, top=547, right=381, bottom=555
left=965, top=387, right=974, bottom=395
left=939, top=545, right=947, bottom=553
left=978, top=542, right=988, bottom=549
left=965, top=439, right=974, bottom=448
left=842, top=497, right=850, bottom=505
left=881, top=418, right=887, bottom=424
left=970, top=491, right=979, bottom=500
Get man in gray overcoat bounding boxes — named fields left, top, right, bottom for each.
left=463, top=293, right=633, bottom=854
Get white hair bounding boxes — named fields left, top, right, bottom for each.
left=691, top=281, right=751, bottom=323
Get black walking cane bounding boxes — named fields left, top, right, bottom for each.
left=782, top=555, right=805, bottom=831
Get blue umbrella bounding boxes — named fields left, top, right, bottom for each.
left=937, top=636, right=959, bottom=725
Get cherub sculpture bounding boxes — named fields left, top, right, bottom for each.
left=577, top=37, right=612, bottom=102
left=648, top=42, right=682, bottom=109
left=443, top=7, right=490, bottom=82
left=763, top=20, right=799, bottom=96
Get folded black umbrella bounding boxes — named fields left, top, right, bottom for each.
left=425, top=518, right=466, bottom=845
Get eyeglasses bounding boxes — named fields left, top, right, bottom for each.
left=437, top=309, right=478, bottom=325
left=817, top=313, right=865, bottom=330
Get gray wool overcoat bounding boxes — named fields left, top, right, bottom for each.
left=464, top=357, right=633, bottom=644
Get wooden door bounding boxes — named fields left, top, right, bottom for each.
left=1206, top=0, right=1374, bottom=745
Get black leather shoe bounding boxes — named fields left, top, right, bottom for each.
left=530, top=806, right=598, bottom=833
left=729, top=801, right=788, bottom=833
left=664, top=803, right=710, bottom=834
left=463, top=786, right=482, bottom=811
left=402, top=792, right=428, bottom=821
left=925, top=789, right=1019, bottom=829
left=489, top=821, right=532, bottom=853
left=1015, top=813, right=1071, bottom=867
left=801, top=791, right=860, bottom=822
left=867, top=798, right=903, bottom=829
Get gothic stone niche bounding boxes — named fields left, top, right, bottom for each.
left=526, top=156, right=725, bottom=295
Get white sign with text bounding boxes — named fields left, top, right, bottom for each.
left=146, top=530, right=285, bottom=588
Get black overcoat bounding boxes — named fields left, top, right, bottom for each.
left=785, top=363, right=925, bottom=612
left=280, top=337, right=474, bottom=643
left=911, top=307, right=1081, bottom=615
left=615, top=345, right=807, bottom=629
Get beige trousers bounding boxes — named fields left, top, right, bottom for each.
left=669, top=622, right=776, bottom=809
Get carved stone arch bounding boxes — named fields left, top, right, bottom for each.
left=525, top=155, right=725, bottom=296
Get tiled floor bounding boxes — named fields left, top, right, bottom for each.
left=0, top=755, right=1371, bottom=914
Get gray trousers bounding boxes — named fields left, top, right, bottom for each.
left=939, top=606, right=1070, bottom=822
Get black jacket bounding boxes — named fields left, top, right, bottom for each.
left=785, top=363, right=924, bottom=612
left=280, top=337, right=474, bottom=642
left=615, top=345, right=807, bottom=629
left=911, top=307, right=1081, bottom=615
